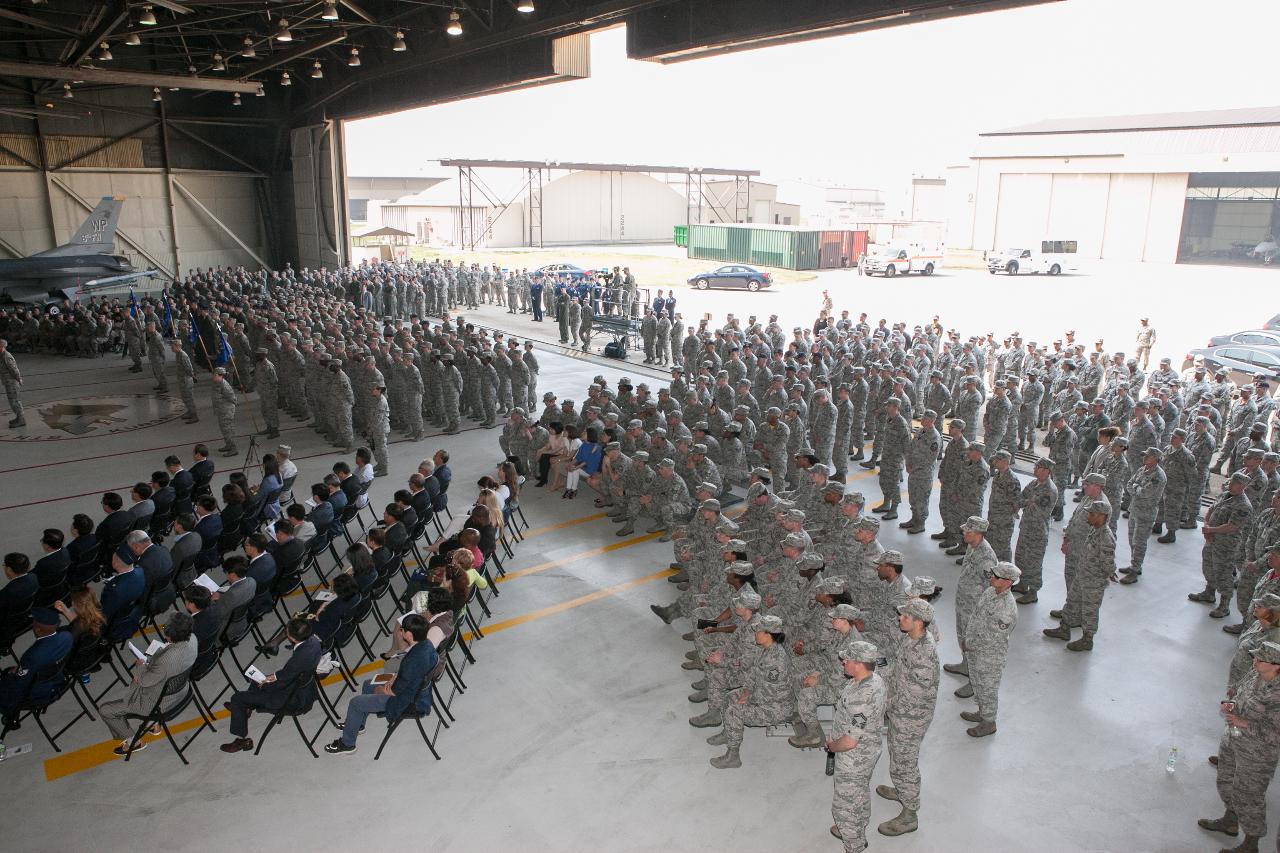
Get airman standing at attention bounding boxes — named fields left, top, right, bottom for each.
left=827, top=639, right=887, bottom=853
left=1134, top=317, right=1156, bottom=370
left=876, top=598, right=939, bottom=837
left=211, top=367, right=238, bottom=457
left=960, top=561, right=1019, bottom=737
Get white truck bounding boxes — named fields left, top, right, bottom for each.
left=860, top=242, right=944, bottom=277
left=986, top=240, right=1079, bottom=275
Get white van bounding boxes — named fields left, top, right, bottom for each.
left=986, top=240, right=1079, bottom=275
left=861, top=242, right=945, bottom=277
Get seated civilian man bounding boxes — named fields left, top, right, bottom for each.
left=324, top=613, right=438, bottom=754
left=220, top=617, right=322, bottom=753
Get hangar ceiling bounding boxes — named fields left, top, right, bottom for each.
left=0, top=0, right=1057, bottom=273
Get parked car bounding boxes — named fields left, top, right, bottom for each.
left=532, top=263, right=590, bottom=280
left=687, top=265, right=772, bottom=291
left=1207, top=329, right=1280, bottom=347
left=1182, top=344, right=1280, bottom=386
left=986, top=240, right=1078, bottom=275
left=1263, top=313, right=1280, bottom=331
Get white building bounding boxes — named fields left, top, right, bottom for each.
left=949, top=105, right=1280, bottom=265
left=535, top=169, right=686, bottom=245
left=367, top=179, right=526, bottom=249
left=697, top=179, right=801, bottom=226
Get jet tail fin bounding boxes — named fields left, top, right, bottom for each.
left=35, top=196, right=124, bottom=257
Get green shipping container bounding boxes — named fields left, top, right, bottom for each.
left=674, top=225, right=688, bottom=247
left=687, top=223, right=826, bottom=270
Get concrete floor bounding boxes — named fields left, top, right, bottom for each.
left=0, top=303, right=1274, bottom=853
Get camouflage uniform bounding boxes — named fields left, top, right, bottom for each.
left=964, top=585, right=1017, bottom=725
left=831, top=666, right=887, bottom=853
left=885, top=630, right=939, bottom=813
left=1014, top=475, right=1058, bottom=594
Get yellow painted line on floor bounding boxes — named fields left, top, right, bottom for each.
left=496, top=529, right=664, bottom=583
left=42, top=564, right=674, bottom=782
left=521, top=511, right=609, bottom=538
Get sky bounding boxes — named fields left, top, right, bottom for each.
left=344, top=0, right=1280, bottom=211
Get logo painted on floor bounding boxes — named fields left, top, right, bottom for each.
left=0, top=394, right=186, bottom=441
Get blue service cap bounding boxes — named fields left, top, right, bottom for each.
left=115, top=544, right=136, bottom=565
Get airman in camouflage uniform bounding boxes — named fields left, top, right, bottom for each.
left=1046, top=499, right=1116, bottom=651
left=1118, top=446, right=1167, bottom=582
left=985, top=450, right=1021, bottom=561
left=944, top=444, right=990, bottom=556
left=933, top=420, right=968, bottom=546
left=168, top=338, right=197, bottom=424
left=1044, top=410, right=1077, bottom=520
left=1013, top=457, right=1058, bottom=603
left=253, top=349, right=280, bottom=438
left=828, top=639, right=886, bottom=853
left=1191, top=472, right=1255, bottom=618
left=145, top=321, right=167, bottom=393
left=211, top=367, right=238, bottom=456
left=945, top=517, right=995, bottom=689
left=960, top=561, right=1019, bottom=736
left=873, top=397, right=910, bottom=520
left=902, top=409, right=941, bottom=534
left=876, top=598, right=939, bottom=837
left=441, top=355, right=462, bottom=433
left=711, top=614, right=796, bottom=769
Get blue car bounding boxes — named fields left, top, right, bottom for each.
left=687, top=264, right=772, bottom=292
left=532, top=263, right=590, bottom=281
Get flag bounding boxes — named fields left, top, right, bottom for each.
left=162, top=297, right=173, bottom=336
left=188, top=319, right=198, bottom=346
left=217, top=330, right=232, bottom=366
left=128, top=291, right=138, bottom=318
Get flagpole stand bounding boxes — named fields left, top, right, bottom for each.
left=241, top=431, right=260, bottom=472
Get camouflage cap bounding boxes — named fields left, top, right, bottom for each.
left=1251, top=593, right=1280, bottom=610
left=1245, top=447, right=1266, bottom=460
left=968, top=441, right=986, bottom=453
left=781, top=532, right=808, bottom=549
left=757, top=614, right=784, bottom=633
left=724, top=538, right=748, bottom=553
left=690, top=443, right=708, bottom=455
left=1034, top=456, right=1053, bottom=469
left=910, top=576, right=938, bottom=597
left=991, top=561, right=1022, bottom=582
left=656, top=457, right=675, bottom=470
left=810, top=463, right=832, bottom=477
left=817, top=575, right=848, bottom=594
left=784, top=508, right=807, bottom=522
left=897, top=599, right=935, bottom=623
left=841, top=491, right=865, bottom=506
left=604, top=441, right=621, bottom=452
left=838, top=639, right=880, bottom=663
left=961, top=516, right=989, bottom=533
left=716, top=516, right=741, bottom=534
left=828, top=603, right=865, bottom=622
left=823, top=481, right=846, bottom=496
left=1250, top=640, right=1280, bottom=664
left=1084, top=499, right=1111, bottom=516
left=855, top=516, right=880, bottom=532
left=878, top=549, right=904, bottom=567
left=699, top=498, right=722, bottom=512
left=949, top=418, right=966, bottom=430
left=746, top=482, right=769, bottom=499
left=1230, top=471, right=1252, bottom=485
left=797, top=552, right=825, bottom=572
left=726, top=560, right=755, bottom=576
left=1082, top=472, right=1107, bottom=487
left=697, top=482, right=720, bottom=495
left=734, top=588, right=763, bottom=610
left=992, top=449, right=1012, bottom=463
left=632, top=450, right=650, bottom=462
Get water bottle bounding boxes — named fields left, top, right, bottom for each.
left=825, top=749, right=835, bottom=776
left=1165, top=747, right=1178, bottom=775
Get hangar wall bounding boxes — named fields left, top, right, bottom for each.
left=535, top=170, right=686, bottom=245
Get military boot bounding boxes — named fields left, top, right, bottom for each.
left=1066, top=631, right=1094, bottom=651
left=944, top=542, right=967, bottom=556
left=681, top=658, right=703, bottom=671
left=1157, top=530, right=1177, bottom=543
left=710, top=747, right=741, bottom=769
left=9, top=416, right=26, bottom=427
left=1197, top=810, right=1239, bottom=836
left=960, top=710, right=983, bottom=722
left=649, top=603, right=676, bottom=624
left=882, top=501, right=899, bottom=521
left=1209, top=595, right=1231, bottom=619
left=1049, top=608, right=1065, bottom=618
left=688, top=690, right=708, bottom=703
left=859, top=458, right=878, bottom=470
left=871, top=500, right=891, bottom=513
left=1042, top=625, right=1071, bottom=641
left=1221, top=836, right=1261, bottom=853
left=906, top=520, right=926, bottom=534
left=942, top=661, right=969, bottom=676
left=689, top=710, right=721, bottom=728
left=878, top=807, right=919, bottom=837
left=966, top=722, right=997, bottom=737
left=1188, top=587, right=1216, bottom=603
left=788, top=725, right=824, bottom=749
left=875, top=785, right=900, bottom=801
left=898, top=517, right=914, bottom=529
left=706, top=730, right=727, bottom=746
left=615, top=522, right=635, bottom=536
left=1015, top=590, right=1038, bottom=604
left=954, top=683, right=974, bottom=698
left=930, top=531, right=949, bottom=541
left=690, top=679, right=707, bottom=691
left=1151, top=522, right=1163, bottom=535
left=681, top=631, right=694, bottom=641
left=1224, top=622, right=1246, bottom=635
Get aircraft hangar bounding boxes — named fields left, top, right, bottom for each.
left=0, top=0, right=1053, bottom=282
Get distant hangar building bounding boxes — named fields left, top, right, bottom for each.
left=947, top=105, right=1280, bottom=265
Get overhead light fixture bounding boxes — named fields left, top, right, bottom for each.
left=321, top=0, right=339, bottom=21
left=275, top=18, right=292, bottom=42
left=138, top=5, right=156, bottom=25
left=242, top=35, right=256, bottom=57
left=255, top=83, right=265, bottom=97
left=187, top=63, right=197, bottom=75
left=347, top=47, right=360, bottom=67
left=125, top=32, right=141, bottom=46
left=152, top=87, right=161, bottom=102
left=232, top=92, right=241, bottom=106
left=280, top=70, right=291, bottom=86
left=517, top=1, right=535, bottom=12
left=96, top=41, right=113, bottom=61
left=392, top=30, right=406, bottom=51
left=212, top=53, right=225, bottom=71
left=310, top=59, right=323, bottom=79
left=446, top=10, right=462, bottom=36
left=63, top=82, right=72, bottom=99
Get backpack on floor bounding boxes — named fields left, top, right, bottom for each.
left=603, top=340, right=627, bottom=360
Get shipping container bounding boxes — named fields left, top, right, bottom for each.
left=674, top=225, right=688, bottom=247
left=687, top=222, right=866, bottom=270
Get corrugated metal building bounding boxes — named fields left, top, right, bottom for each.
left=687, top=223, right=866, bottom=270
left=948, top=105, right=1280, bottom=265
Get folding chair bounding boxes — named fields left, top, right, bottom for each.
left=0, top=597, right=35, bottom=664
left=212, top=602, right=254, bottom=704
left=372, top=675, right=441, bottom=761
left=0, top=653, right=71, bottom=752
left=278, top=474, right=298, bottom=509
left=304, top=532, right=335, bottom=588
left=251, top=675, right=322, bottom=758
left=122, top=671, right=207, bottom=764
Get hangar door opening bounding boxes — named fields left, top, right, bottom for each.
left=1178, top=172, right=1280, bottom=268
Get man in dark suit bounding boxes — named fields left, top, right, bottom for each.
left=324, top=475, right=348, bottom=540
left=128, top=483, right=155, bottom=526
left=100, top=546, right=146, bottom=638
left=168, top=514, right=201, bottom=585
left=65, top=514, right=97, bottom=567
left=189, top=443, right=215, bottom=500
left=95, top=492, right=135, bottom=548
left=306, top=484, right=334, bottom=534
left=382, top=504, right=408, bottom=553
left=183, top=585, right=225, bottom=664
left=269, top=520, right=305, bottom=573
left=220, top=617, right=322, bottom=752
left=394, top=489, right=418, bottom=535
left=414, top=461, right=442, bottom=509
left=433, top=449, right=452, bottom=515
left=209, top=556, right=255, bottom=640
left=166, top=455, right=194, bottom=515
left=33, top=530, right=70, bottom=591
left=0, top=553, right=38, bottom=615
left=150, top=470, right=176, bottom=521
left=243, top=534, right=277, bottom=590
left=324, top=614, right=438, bottom=754
left=333, top=461, right=361, bottom=506
left=129, top=530, right=173, bottom=587
left=0, top=607, right=73, bottom=721
left=408, top=473, right=433, bottom=522
left=193, top=496, right=223, bottom=570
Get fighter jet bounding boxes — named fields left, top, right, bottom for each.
left=0, top=195, right=160, bottom=305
